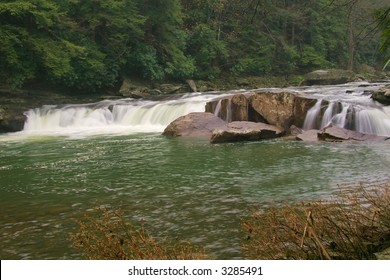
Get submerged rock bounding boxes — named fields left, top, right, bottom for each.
left=162, top=112, right=226, bottom=137
left=210, top=121, right=284, bottom=144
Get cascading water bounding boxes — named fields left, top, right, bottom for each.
left=20, top=82, right=390, bottom=137
left=301, top=82, right=390, bottom=136
left=23, top=95, right=217, bottom=136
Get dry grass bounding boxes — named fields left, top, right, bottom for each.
left=242, top=182, right=390, bottom=259
left=69, top=207, right=208, bottom=260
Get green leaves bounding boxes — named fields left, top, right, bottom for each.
left=0, top=0, right=387, bottom=91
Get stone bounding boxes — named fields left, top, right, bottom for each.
left=158, top=84, right=183, bottom=95
left=162, top=112, right=226, bottom=137
left=205, top=91, right=317, bottom=129
left=371, top=85, right=390, bottom=105
left=250, top=92, right=317, bottom=129
left=210, top=121, right=284, bottom=144
left=119, top=78, right=151, bottom=98
left=318, top=126, right=386, bottom=142
left=302, top=69, right=356, bottom=86
left=289, top=125, right=304, bottom=136
left=296, top=130, right=321, bottom=142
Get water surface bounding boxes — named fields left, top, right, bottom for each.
left=1, top=133, right=389, bottom=259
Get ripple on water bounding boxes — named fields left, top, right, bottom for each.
left=0, top=134, right=389, bottom=259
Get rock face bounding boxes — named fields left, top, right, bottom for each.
left=372, top=85, right=390, bottom=105
left=0, top=107, right=25, bottom=132
left=162, top=112, right=226, bottom=137
left=302, top=69, right=356, bottom=86
left=206, top=91, right=317, bottom=130
left=210, top=121, right=284, bottom=144
left=250, top=92, right=317, bottom=129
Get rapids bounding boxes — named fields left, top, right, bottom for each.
left=20, top=82, right=390, bottom=138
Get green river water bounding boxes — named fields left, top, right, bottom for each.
left=1, top=133, right=389, bottom=259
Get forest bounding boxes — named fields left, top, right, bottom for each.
left=0, top=0, right=389, bottom=92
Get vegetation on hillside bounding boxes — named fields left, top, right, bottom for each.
left=1, top=0, right=389, bottom=91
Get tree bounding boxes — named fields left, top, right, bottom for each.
left=0, top=0, right=75, bottom=88
left=134, top=0, right=195, bottom=80
left=377, top=7, right=390, bottom=69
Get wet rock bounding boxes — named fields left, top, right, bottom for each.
left=318, top=127, right=386, bottom=142
left=210, top=121, right=284, bottom=144
left=0, top=106, right=25, bottom=133
left=296, top=130, right=321, bottom=142
left=206, top=91, right=317, bottom=130
left=372, top=85, right=390, bottom=105
left=302, top=69, right=356, bottom=86
left=289, top=125, right=304, bottom=136
left=162, top=112, right=226, bottom=137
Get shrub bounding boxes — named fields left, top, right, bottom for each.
left=70, top=207, right=207, bottom=260
left=242, top=182, right=390, bottom=260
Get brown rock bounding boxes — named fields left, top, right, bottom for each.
left=162, top=112, right=226, bottom=137
left=210, top=121, right=284, bottom=144
left=318, top=127, right=386, bottom=142
left=250, top=92, right=317, bottom=129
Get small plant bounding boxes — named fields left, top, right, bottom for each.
left=242, top=182, right=390, bottom=260
left=70, top=207, right=207, bottom=260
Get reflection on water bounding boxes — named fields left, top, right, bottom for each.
left=0, top=134, right=389, bottom=259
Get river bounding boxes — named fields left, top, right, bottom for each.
left=0, top=82, right=389, bottom=259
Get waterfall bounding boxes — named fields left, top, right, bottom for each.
left=23, top=95, right=216, bottom=136
left=303, top=99, right=323, bottom=130
left=226, top=99, right=233, bottom=123
left=214, top=99, right=222, bottom=118
left=303, top=101, right=390, bottom=137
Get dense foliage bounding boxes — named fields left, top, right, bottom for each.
left=0, top=0, right=389, bottom=91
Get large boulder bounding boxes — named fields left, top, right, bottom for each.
left=210, top=121, right=284, bottom=144
left=302, top=69, right=356, bottom=86
left=162, top=112, right=226, bottom=137
left=372, top=85, right=390, bottom=105
left=250, top=92, right=317, bottom=129
left=206, top=91, right=317, bottom=130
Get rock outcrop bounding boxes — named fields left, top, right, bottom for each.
left=372, top=85, right=390, bottom=105
left=206, top=91, right=317, bottom=130
left=162, top=112, right=226, bottom=138
left=210, top=121, right=284, bottom=144
left=302, top=69, right=356, bottom=86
